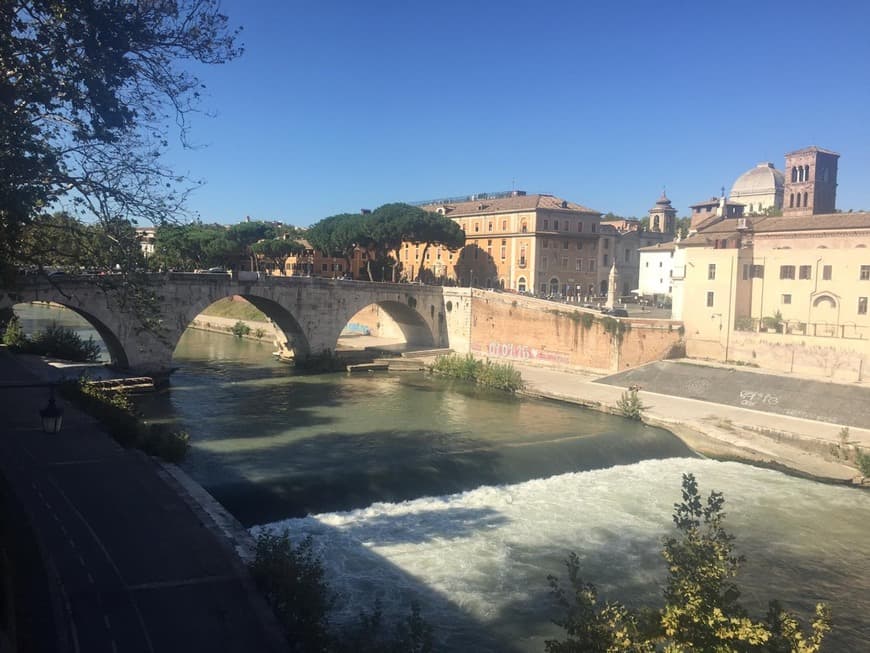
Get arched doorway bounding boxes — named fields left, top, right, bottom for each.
left=810, top=293, right=839, bottom=336
left=549, top=277, right=560, bottom=296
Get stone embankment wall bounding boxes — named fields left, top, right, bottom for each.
left=468, top=291, right=682, bottom=372
left=688, top=331, right=870, bottom=383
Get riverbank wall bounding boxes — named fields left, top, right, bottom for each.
left=511, top=361, right=868, bottom=486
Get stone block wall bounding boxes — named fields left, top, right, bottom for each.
left=467, top=291, right=682, bottom=372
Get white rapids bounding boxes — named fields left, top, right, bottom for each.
left=253, top=457, right=870, bottom=652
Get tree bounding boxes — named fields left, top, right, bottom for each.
left=305, top=213, right=367, bottom=273
left=1, top=0, right=242, bottom=281
left=546, top=474, right=831, bottom=652
left=251, top=236, right=304, bottom=274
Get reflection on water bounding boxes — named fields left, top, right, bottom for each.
left=138, top=329, right=693, bottom=526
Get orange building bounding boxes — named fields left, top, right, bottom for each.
left=411, top=191, right=604, bottom=297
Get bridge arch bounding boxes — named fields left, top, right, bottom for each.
left=176, top=293, right=311, bottom=361
left=334, top=299, right=437, bottom=353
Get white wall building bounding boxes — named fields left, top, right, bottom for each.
left=638, top=240, right=677, bottom=300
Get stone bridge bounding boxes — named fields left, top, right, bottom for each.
left=1, top=274, right=472, bottom=377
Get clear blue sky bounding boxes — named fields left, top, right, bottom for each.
left=164, top=0, right=870, bottom=226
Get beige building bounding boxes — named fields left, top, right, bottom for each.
left=415, top=192, right=604, bottom=297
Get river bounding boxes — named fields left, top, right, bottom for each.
left=13, top=303, right=870, bottom=651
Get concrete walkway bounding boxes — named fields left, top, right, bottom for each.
left=0, top=349, right=285, bottom=652
left=510, top=360, right=869, bottom=484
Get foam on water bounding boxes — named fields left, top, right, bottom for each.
left=254, top=458, right=870, bottom=652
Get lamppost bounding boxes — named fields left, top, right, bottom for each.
left=0, top=383, right=64, bottom=433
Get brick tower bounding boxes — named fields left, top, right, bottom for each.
left=782, top=146, right=839, bottom=216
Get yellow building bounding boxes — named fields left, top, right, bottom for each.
left=676, top=212, right=870, bottom=361
left=413, top=191, right=604, bottom=297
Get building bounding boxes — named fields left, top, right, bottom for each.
left=782, top=146, right=839, bottom=217
left=688, top=194, right=745, bottom=232
left=135, top=227, right=156, bottom=258
left=672, top=146, right=870, bottom=377
left=599, top=216, right=672, bottom=297
left=730, top=162, right=784, bottom=215
left=415, top=192, right=604, bottom=298
left=637, top=239, right=678, bottom=300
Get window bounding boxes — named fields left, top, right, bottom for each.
left=859, top=297, right=868, bottom=315
left=487, top=222, right=493, bottom=232
left=542, top=239, right=549, bottom=248
left=861, top=265, right=870, bottom=280
left=751, top=264, right=765, bottom=279
left=822, top=265, right=832, bottom=280
left=519, top=246, right=526, bottom=267
left=563, top=221, right=569, bottom=231
left=554, top=220, right=559, bottom=230
left=474, top=222, right=479, bottom=232
left=604, top=239, right=609, bottom=249
left=518, top=277, right=526, bottom=293
left=501, top=220, right=507, bottom=230
left=578, top=222, right=583, bottom=233
left=706, top=291, right=714, bottom=307
left=708, top=263, right=716, bottom=280
left=521, top=222, right=528, bottom=233
left=588, top=259, right=596, bottom=272
left=543, top=219, right=549, bottom=230
left=562, top=240, right=569, bottom=249
left=542, top=256, right=548, bottom=268
left=540, top=283, right=547, bottom=294
left=500, top=240, right=506, bottom=259
left=782, top=294, right=792, bottom=305
left=591, top=224, right=596, bottom=233
left=321, top=263, right=328, bottom=272
left=780, top=265, right=795, bottom=280
left=799, top=265, right=812, bottom=280
left=561, top=257, right=568, bottom=270
left=575, top=259, right=582, bottom=271
left=603, top=254, right=609, bottom=266
left=646, top=261, right=650, bottom=268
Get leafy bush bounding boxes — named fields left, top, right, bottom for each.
left=231, top=320, right=251, bottom=338
left=140, top=424, right=190, bottom=463
left=251, top=531, right=435, bottom=653
left=429, top=354, right=524, bottom=392
left=5, top=318, right=101, bottom=362
left=546, top=474, right=831, bottom=652
left=857, top=449, right=870, bottom=477
left=250, top=531, right=333, bottom=652
left=2, top=315, right=27, bottom=349
left=616, top=388, right=645, bottom=420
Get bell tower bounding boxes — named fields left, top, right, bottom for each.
left=647, top=191, right=676, bottom=234
left=783, top=146, right=839, bottom=217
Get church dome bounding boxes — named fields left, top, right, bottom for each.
left=731, top=162, right=784, bottom=196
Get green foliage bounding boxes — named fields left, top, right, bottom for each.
left=734, top=316, right=754, bottom=332
left=254, top=328, right=265, bottom=339
left=140, top=424, right=190, bottom=463
left=7, top=320, right=102, bottom=362
left=428, top=354, right=524, bottom=392
left=2, top=315, right=27, bottom=349
left=61, top=379, right=189, bottom=461
left=231, top=320, right=251, bottom=338
left=856, top=449, right=870, bottom=477
left=581, top=312, right=595, bottom=330
left=199, top=297, right=269, bottom=322
left=547, top=474, right=831, bottom=652
left=251, top=531, right=333, bottom=653
left=601, top=317, right=629, bottom=342
left=616, top=389, right=645, bottom=420
left=2, top=0, right=241, bottom=278
left=251, top=531, right=435, bottom=653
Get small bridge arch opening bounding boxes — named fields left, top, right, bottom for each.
left=8, top=301, right=128, bottom=368
left=176, top=294, right=311, bottom=361
left=340, top=299, right=437, bottom=353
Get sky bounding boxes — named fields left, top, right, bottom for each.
left=163, top=0, right=870, bottom=226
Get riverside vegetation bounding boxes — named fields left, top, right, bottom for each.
left=3, top=315, right=100, bottom=362
left=428, top=353, right=524, bottom=392
left=61, top=378, right=189, bottom=463
left=545, top=473, right=831, bottom=652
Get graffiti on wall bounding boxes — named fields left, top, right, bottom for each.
left=474, top=341, right=570, bottom=365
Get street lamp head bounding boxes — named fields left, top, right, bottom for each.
left=40, top=387, right=64, bottom=434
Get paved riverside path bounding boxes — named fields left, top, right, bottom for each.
left=510, top=359, right=869, bottom=483
left=0, top=350, right=285, bottom=653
